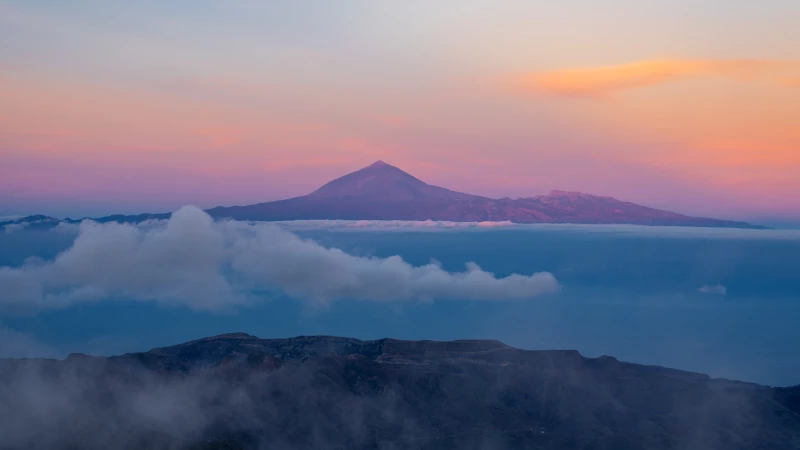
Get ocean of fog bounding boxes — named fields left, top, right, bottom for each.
left=1, top=223, right=799, bottom=386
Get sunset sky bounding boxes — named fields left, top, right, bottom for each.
left=1, top=1, right=798, bottom=222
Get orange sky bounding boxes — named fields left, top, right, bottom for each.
left=1, top=1, right=799, bottom=222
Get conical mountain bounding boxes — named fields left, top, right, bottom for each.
left=5, top=161, right=764, bottom=228
left=198, top=161, right=761, bottom=227
left=307, top=160, right=476, bottom=202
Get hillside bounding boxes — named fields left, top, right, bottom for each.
left=1, top=333, right=798, bottom=449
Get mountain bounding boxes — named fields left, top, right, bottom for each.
left=1, top=334, right=798, bottom=450
left=308, top=160, right=468, bottom=202
left=208, top=161, right=763, bottom=228
left=1, top=161, right=765, bottom=228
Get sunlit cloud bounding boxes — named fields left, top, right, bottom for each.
left=518, top=59, right=800, bottom=97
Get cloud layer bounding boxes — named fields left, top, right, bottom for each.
left=277, top=219, right=516, bottom=231
left=3, top=223, right=28, bottom=234
left=0, top=207, right=559, bottom=312
left=521, top=59, right=800, bottom=97
left=279, top=221, right=800, bottom=240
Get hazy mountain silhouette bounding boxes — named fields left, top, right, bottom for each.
left=203, top=161, right=762, bottom=228
left=1, top=161, right=765, bottom=228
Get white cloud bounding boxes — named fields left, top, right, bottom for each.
left=526, top=224, right=799, bottom=240
left=274, top=219, right=517, bottom=231
left=0, top=207, right=559, bottom=312
left=476, top=221, right=515, bottom=228
left=3, top=222, right=28, bottom=234
left=698, top=284, right=727, bottom=295
left=268, top=220, right=800, bottom=239
left=51, top=221, right=81, bottom=234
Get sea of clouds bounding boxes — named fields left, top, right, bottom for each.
left=237, top=220, right=800, bottom=240
left=0, top=207, right=559, bottom=312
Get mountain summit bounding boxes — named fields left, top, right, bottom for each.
left=307, top=160, right=469, bottom=202
left=2, top=161, right=764, bottom=228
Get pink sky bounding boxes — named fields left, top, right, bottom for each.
left=1, top=1, right=799, bottom=222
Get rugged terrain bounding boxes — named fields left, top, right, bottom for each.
left=1, top=161, right=764, bottom=229
left=0, top=333, right=797, bottom=449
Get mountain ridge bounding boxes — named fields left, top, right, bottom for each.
left=1, top=333, right=798, bottom=450
left=1, top=161, right=767, bottom=229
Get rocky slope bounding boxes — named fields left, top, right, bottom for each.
left=0, top=333, right=797, bottom=449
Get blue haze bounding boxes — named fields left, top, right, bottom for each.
left=0, top=227, right=798, bottom=386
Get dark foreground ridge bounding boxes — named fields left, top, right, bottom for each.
left=2, top=161, right=766, bottom=229
left=1, top=334, right=798, bottom=450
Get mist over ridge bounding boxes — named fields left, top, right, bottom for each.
left=1, top=333, right=799, bottom=450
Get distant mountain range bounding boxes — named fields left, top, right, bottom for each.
left=1, top=161, right=765, bottom=229
left=1, top=334, right=798, bottom=449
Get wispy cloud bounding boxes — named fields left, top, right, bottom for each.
left=698, top=284, right=727, bottom=295
left=0, top=207, right=559, bottom=312
left=518, top=59, right=800, bottom=97
left=4, top=223, right=29, bottom=234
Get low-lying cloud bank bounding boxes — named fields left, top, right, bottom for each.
left=0, top=207, right=559, bottom=312
left=11, top=215, right=800, bottom=238
left=272, top=221, right=800, bottom=239
left=277, top=219, right=517, bottom=231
